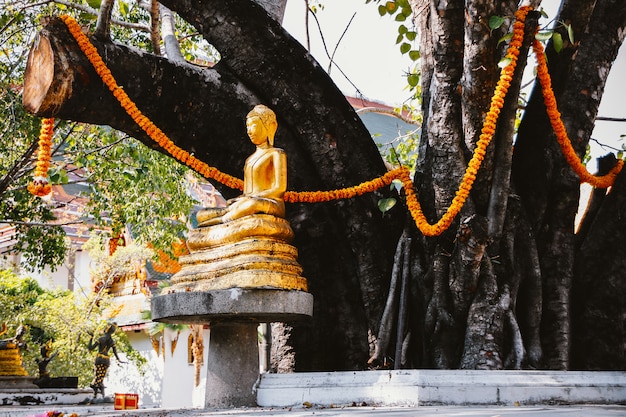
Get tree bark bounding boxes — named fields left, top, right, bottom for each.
left=513, top=0, right=626, bottom=369
left=572, top=162, right=626, bottom=370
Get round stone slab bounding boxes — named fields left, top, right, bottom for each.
left=151, top=289, right=313, bottom=324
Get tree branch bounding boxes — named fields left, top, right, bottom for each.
left=53, top=0, right=150, bottom=33
left=160, top=5, right=184, bottom=62
left=0, top=219, right=86, bottom=227
left=94, top=0, right=116, bottom=40
left=149, top=0, right=161, bottom=55
left=486, top=11, right=540, bottom=245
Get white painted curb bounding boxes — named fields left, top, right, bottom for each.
left=256, top=370, right=626, bottom=407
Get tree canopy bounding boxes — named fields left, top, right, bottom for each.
left=0, top=270, right=144, bottom=385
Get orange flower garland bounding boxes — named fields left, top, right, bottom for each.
left=532, top=38, right=624, bottom=188
left=393, top=5, right=533, bottom=236
left=50, top=6, right=621, bottom=238
left=28, top=117, right=55, bottom=197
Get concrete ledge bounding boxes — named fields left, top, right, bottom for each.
left=152, top=289, right=313, bottom=324
left=0, top=388, right=92, bottom=406
left=256, top=370, right=626, bottom=407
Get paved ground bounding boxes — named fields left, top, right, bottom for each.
left=4, top=404, right=626, bottom=417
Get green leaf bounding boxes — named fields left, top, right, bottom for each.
left=407, top=73, right=419, bottom=87
left=566, top=24, right=575, bottom=44
left=396, top=34, right=404, bottom=44
left=86, top=0, right=101, bottom=8
left=378, top=5, right=387, bottom=16
left=498, top=57, right=512, bottom=69
left=119, top=1, right=129, bottom=17
left=385, top=1, right=397, bottom=13
left=400, top=42, right=411, bottom=54
left=378, top=198, right=397, bottom=213
left=535, top=31, right=553, bottom=41
left=405, top=31, right=417, bottom=41
left=398, top=24, right=408, bottom=35
left=497, top=33, right=513, bottom=46
left=395, top=13, right=407, bottom=22
left=49, top=171, right=60, bottom=184
left=409, top=50, right=420, bottom=61
left=552, top=32, right=563, bottom=53
left=488, top=15, right=506, bottom=30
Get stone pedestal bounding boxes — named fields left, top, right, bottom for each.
left=205, top=322, right=259, bottom=407
left=152, top=289, right=313, bottom=407
left=0, top=376, right=38, bottom=389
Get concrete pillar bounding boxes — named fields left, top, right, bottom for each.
left=205, top=322, right=259, bottom=408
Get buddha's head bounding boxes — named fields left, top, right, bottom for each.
left=247, top=104, right=278, bottom=145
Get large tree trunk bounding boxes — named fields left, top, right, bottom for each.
left=402, top=0, right=626, bottom=371
left=23, top=1, right=404, bottom=371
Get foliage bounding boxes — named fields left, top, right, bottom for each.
left=82, top=234, right=153, bottom=291
left=0, top=270, right=144, bottom=386
left=367, top=0, right=420, bottom=96
left=0, top=1, right=211, bottom=271
left=0, top=14, right=68, bottom=270
left=376, top=126, right=420, bottom=173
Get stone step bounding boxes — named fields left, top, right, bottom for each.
left=256, top=370, right=626, bottom=407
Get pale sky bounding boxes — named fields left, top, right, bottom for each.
left=283, top=0, right=412, bottom=105
left=282, top=0, right=625, bottom=163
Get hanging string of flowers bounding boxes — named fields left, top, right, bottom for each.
left=28, top=117, right=55, bottom=197
left=29, top=8, right=621, bottom=237
left=532, top=38, right=624, bottom=188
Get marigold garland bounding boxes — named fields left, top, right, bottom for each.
left=532, top=38, right=624, bottom=188
left=28, top=117, right=55, bottom=197
left=47, top=6, right=622, bottom=238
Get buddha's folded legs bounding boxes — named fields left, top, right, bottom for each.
left=195, top=207, right=229, bottom=226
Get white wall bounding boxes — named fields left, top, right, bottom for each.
left=27, top=249, right=92, bottom=295
left=160, top=327, right=210, bottom=408
left=72, top=250, right=93, bottom=298
left=104, top=331, right=163, bottom=408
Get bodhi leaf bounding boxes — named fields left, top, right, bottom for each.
left=378, top=198, right=397, bottom=213
left=535, top=31, right=553, bottom=42
left=489, top=15, right=506, bottom=30
left=552, top=32, right=563, bottom=53
left=391, top=179, right=403, bottom=192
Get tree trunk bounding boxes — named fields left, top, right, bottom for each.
left=407, top=0, right=626, bottom=371
left=572, top=155, right=626, bottom=370
left=23, top=1, right=404, bottom=371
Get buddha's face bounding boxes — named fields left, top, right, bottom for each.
left=246, top=116, right=268, bottom=146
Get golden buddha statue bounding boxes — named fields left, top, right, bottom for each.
left=169, top=105, right=307, bottom=292
left=196, top=104, right=287, bottom=226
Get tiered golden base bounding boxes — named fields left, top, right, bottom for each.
left=169, top=214, right=307, bottom=292
left=0, top=348, right=28, bottom=377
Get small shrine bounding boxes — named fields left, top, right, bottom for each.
left=152, top=105, right=313, bottom=407
left=0, top=324, right=35, bottom=389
